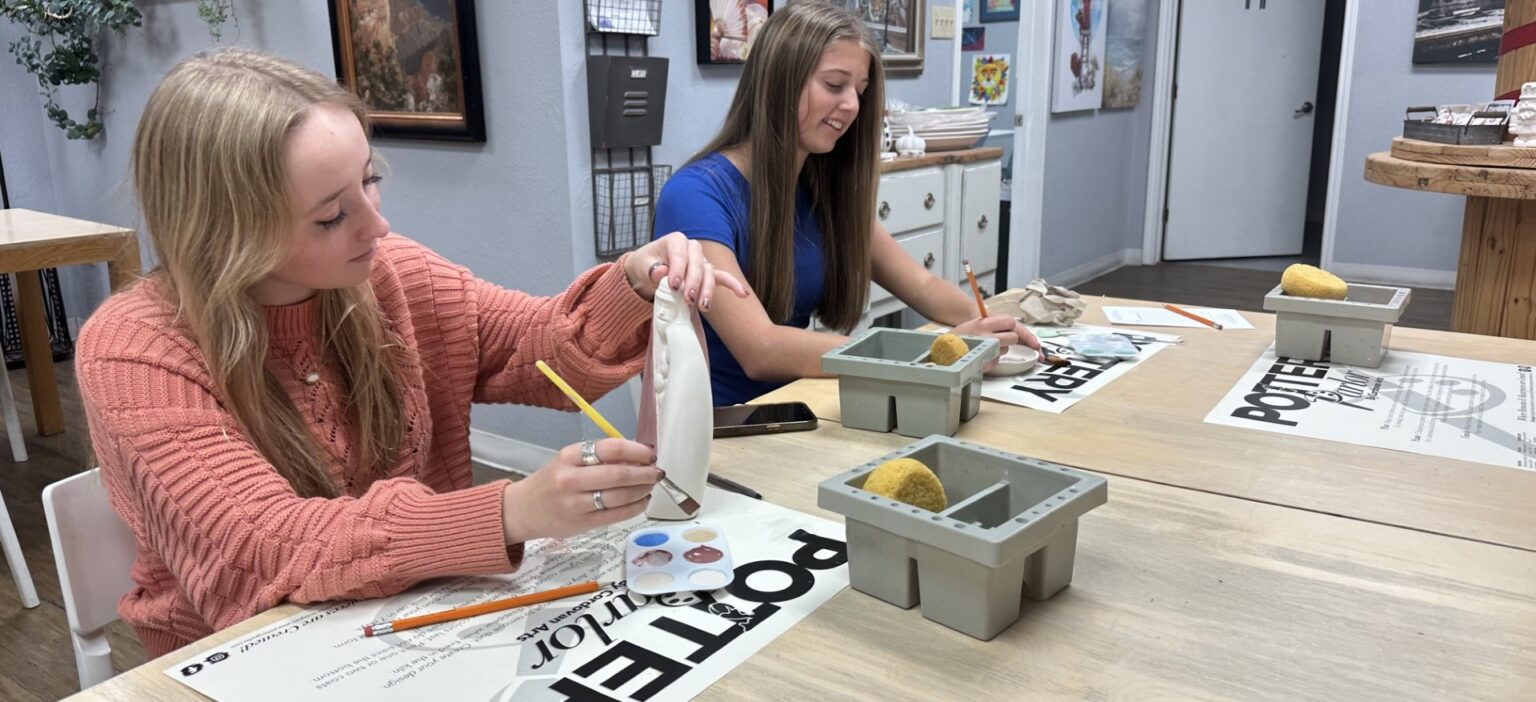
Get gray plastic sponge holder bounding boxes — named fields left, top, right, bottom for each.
left=1263, top=283, right=1411, bottom=369
left=818, top=435, right=1108, bottom=640
left=822, top=328, right=1000, bottom=438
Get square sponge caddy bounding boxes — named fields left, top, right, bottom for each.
left=822, top=328, right=1000, bottom=438
left=1263, top=283, right=1411, bottom=369
left=818, top=435, right=1108, bottom=640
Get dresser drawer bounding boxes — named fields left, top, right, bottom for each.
left=958, top=161, right=1001, bottom=280
left=869, top=227, right=945, bottom=307
left=875, top=168, right=945, bottom=235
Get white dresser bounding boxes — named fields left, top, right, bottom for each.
left=816, top=147, right=1004, bottom=332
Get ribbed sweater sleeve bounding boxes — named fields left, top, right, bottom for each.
left=76, top=315, right=516, bottom=634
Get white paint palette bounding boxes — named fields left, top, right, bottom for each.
left=624, top=522, right=736, bottom=596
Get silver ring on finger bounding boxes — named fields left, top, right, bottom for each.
left=579, top=439, right=601, bottom=466
left=592, top=489, right=606, bottom=511
left=647, top=260, right=667, bottom=276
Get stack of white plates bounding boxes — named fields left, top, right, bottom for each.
left=888, top=107, right=994, bottom=152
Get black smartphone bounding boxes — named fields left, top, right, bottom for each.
left=712, top=401, right=818, bottom=438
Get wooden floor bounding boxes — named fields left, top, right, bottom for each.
left=0, top=263, right=1458, bottom=700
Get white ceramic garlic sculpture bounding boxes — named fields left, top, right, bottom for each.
left=896, top=126, right=926, bottom=157
left=634, top=279, right=711, bottom=519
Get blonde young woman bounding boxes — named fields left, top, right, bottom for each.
left=653, top=2, right=1040, bottom=406
left=76, top=48, right=745, bottom=656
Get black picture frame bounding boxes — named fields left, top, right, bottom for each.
left=980, top=0, right=1020, bottom=23
left=327, top=0, right=487, bottom=142
left=696, top=0, right=775, bottom=65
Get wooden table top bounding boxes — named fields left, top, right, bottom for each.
left=71, top=421, right=1536, bottom=701
left=758, top=297, right=1536, bottom=553
left=1365, top=150, right=1536, bottom=199
left=880, top=147, right=1004, bottom=173
left=0, top=208, right=134, bottom=249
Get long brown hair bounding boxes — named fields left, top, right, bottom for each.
left=132, top=48, right=406, bottom=498
left=692, top=1, right=884, bottom=331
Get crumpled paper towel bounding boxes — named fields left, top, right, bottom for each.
left=989, top=279, right=1086, bottom=325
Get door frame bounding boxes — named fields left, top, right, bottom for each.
left=1138, top=0, right=1359, bottom=268
left=1004, top=0, right=1053, bottom=284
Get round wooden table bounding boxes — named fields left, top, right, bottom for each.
left=1365, top=137, right=1536, bottom=339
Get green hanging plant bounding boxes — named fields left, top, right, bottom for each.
left=1, top=0, right=143, bottom=140
left=196, top=0, right=233, bottom=42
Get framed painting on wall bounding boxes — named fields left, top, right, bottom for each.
left=981, top=0, right=1021, bottom=23
left=327, top=0, right=486, bottom=142
left=814, top=0, right=925, bottom=75
left=1413, top=0, right=1504, bottom=65
left=1103, top=0, right=1145, bottom=109
left=1051, top=0, right=1106, bottom=113
left=697, top=0, right=775, bottom=64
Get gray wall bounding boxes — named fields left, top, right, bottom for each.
left=1039, top=0, right=1160, bottom=280
left=0, top=1, right=595, bottom=447
left=962, top=17, right=1019, bottom=169
left=655, top=0, right=958, bottom=171
left=1331, top=1, right=1494, bottom=274
left=1, top=0, right=957, bottom=451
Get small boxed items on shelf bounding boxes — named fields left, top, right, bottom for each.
left=1401, top=100, right=1512, bottom=145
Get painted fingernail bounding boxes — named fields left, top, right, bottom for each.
left=651, top=452, right=659, bottom=463
left=672, top=276, right=682, bottom=288
left=687, top=290, right=697, bottom=304
left=701, top=297, right=711, bottom=311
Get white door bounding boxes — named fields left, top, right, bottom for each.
left=1163, top=0, right=1326, bottom=260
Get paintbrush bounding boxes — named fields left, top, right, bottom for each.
left=534, top=361, right=701, bottom=514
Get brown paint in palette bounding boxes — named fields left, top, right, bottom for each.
left=623, top=522, right=735, bottom=595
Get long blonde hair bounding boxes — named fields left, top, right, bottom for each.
left=692, top=1, right=883, bottom=331
left=132, top=48, right=406, bottom=498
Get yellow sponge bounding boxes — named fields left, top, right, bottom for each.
left=1281, top=264, right=1348, bottom=300
left=862, top=458, right=948, bottom=512
left=929, top=333, right=969, bottom=365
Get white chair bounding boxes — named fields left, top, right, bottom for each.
left=44, top=468, right=137, bottom=690
left=0, top=485, right=38, bottom=609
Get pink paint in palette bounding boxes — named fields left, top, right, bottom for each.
left=624, top=523, right=736, bottom=595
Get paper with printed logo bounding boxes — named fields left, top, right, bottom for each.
left=165, top=490, right=848, bottom=701
left=1205, top=347, right=1536, bottom=470
left=980, top=325, right=1182, bottom=413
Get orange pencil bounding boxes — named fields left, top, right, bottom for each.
left=361, top=581, right=601, bottom=637
left=1163, top=303, right=1223, bottom=330
left=963, top=259, right=989, bottom=318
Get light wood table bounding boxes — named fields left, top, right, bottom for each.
left=0, top=209, right=140, bottom=435
left=68, top=419, right=1536, bottom=700
left=760, top=296, right=1536, bottom=552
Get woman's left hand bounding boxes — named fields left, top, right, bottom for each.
left=624, top=232, right=750, bottom=311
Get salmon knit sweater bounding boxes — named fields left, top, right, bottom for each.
left=76, top=235, right=651, bottom=657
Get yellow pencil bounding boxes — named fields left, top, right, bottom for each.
left=535, top=360, right=622, bottom=439
left=534, top=359, right=700, bottom=513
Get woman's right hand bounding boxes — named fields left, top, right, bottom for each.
left=500, top=438, right=661, bottom=543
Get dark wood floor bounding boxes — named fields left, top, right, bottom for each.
left=1076, top=263, right=1454, bottom=331
left=0, top=263, right=1456, bottom=700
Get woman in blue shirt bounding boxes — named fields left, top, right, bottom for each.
left=653, top=2, right=1038, bottom=406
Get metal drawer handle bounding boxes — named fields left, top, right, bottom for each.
left=922, top=253, right=935, bottom=269
left=977, top=214, right=988, bottom=230
left=879, top=201, right=891, bottom=219
left=923, top=192, right=936, bottom=209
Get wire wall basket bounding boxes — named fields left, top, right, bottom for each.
left=584, top=0, right=662, bottom=36
left=593, top=165, right=672, bottom=257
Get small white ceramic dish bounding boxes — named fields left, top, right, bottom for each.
left=983, top=345, right=1042, bottom=377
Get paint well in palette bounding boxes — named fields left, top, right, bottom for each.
left=624, top=522, right=736, bottom=596
left=634, top=532, right=669, bottom=547
left=632, top=571, right=675, bottom=590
